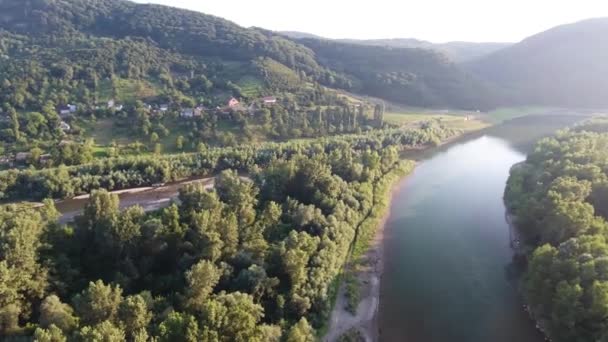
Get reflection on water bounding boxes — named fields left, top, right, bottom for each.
left=379, top=115, right=584, bottom=342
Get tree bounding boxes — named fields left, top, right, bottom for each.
left=77, top=320, right=126, bottom=342
left=8, top=106, right=20, bottom=141
left=118, top=294, right=152, bottom=337
left=157, top=312, right=199, bottom=342
left=0, top=206, right=48, bottom=333
left=83, top=190, right=120, bottom=232
left=34, top=324, right=67, bottom=342
left=286, top=318, right=316, bottom=342
left=215, top=170, right=259, bottom=226
left=73, top=280, right=123, bottom=326
left=184, top=260, right=221, bottom=312
left=199, top=292, right=278, bottom=342
left=39, top=295, right=78, bottom=332
left=150, top=132, right=159, bottom=143
left=176, top=135, right=185, bottom=150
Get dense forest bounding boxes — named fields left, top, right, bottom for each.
left=295, top=39, right=493, bottom=110
left=0, top=119, right=459, bottom=340
left=0, top=121, right=456, bottom=202
left=505, top=118, right=608, bottom=341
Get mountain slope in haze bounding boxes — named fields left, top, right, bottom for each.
left=469, top=18, right=608, bottom=107
left=337, top=39, right=511, bottom=63
left=280, top=31, right=511, bottom=62
left=297, top=38, right=494, bottom=109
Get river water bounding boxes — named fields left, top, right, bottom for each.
left=378, top=115, right=584, bottom=342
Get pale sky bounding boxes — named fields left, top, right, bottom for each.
left=132, top=0, right=608, bottom=43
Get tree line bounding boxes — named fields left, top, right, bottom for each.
left=0, top=127, right=418, bottom=340
left=505, top=118, right=608, bottom=341
left=0, top=121, right=456, bottom=202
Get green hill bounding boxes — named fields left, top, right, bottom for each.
left=296, top=38, right=494, bottom=109
left=0, top=0, right=489, bottom=112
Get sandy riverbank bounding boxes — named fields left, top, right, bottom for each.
left=324, top=176, right=409, bottom=342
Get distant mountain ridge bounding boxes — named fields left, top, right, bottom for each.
left=468, top=18, right=608, bottom=107
left=280, top=31, right=512, bottom=63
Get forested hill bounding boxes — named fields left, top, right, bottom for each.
left=0, top=0, right=327, bottom=77
left=469, top=18, right=608, bottom=108
left=295, top=38, right=495, bottom=109
left=0, top=0, right=490, bottom=110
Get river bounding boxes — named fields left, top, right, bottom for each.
left=378, top=115, right=584, bottom=342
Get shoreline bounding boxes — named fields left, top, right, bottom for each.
left=324, top=171, right=411, bottom=342
left=323, top=129, right=483, bottom=342
left=504, top=210, right=553, bottom=341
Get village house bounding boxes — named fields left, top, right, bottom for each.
left=262, top=96, right=277, bottom=105
left=107, top=99, right=115, bottom=109
left=160, top=104, right=169, bottom=112
left=181, top=107, right=204, bottom=118
left=180, top=108, right=194, bottom=118
left=115, top=104, right=124, bottom=111
left=68, top=104, right=77, bottom=113
left=227, top=97, right=240, bottom=108
left=58, top=106, right=71, bottom=117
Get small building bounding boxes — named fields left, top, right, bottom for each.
left=262, top=96, right=277, bottom=105
left=39, top=154, right=52, bottom=163
left=115, top=104, right=124, bottom=111
left=181, top=107, right=204, bottom=118
left=160, top=104, right=169, bottom=112
left=227, top=98, right=240, bottom=108
left=180, top=108, right=194, bottom=118
left=107, top=99, right=115, bottom=109
left=58, top=106, right=71, bottom=117
left=0, top=155, right=11, bottom=165
left=68, top=104, right=77, bottom=113
left=59, top=121, right=71, bottom=131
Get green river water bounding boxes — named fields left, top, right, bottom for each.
left=378, top=115, right=584, bottom=342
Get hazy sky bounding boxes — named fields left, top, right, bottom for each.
left=132, top=0, right=608, bottom=43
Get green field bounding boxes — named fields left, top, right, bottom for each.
left=486, top=106, right=558, bottom=123
left=97, top=78, right=162, bottom=103
left=384, top=112, right=490, bottom=132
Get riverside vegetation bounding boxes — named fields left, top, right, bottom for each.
left=0, top=121, right=456, bottom=340
left=505, top=118, right=608, bottom=341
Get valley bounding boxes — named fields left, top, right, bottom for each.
left=0, top=0, right=607, bottom=341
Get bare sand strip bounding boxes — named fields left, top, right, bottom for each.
left=324, top=177, right=408, bottom=342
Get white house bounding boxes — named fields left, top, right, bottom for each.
left=262, top=96, right=277, bottom=105
left=181, top=107, right=204, bottom=118
left=180, top=108, right=194, bottom=118
left=107, top=99, right=115, bottom=109
left=68, top=104, right=77, bottom=113
left=160, top=104, right=169, bottom=112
